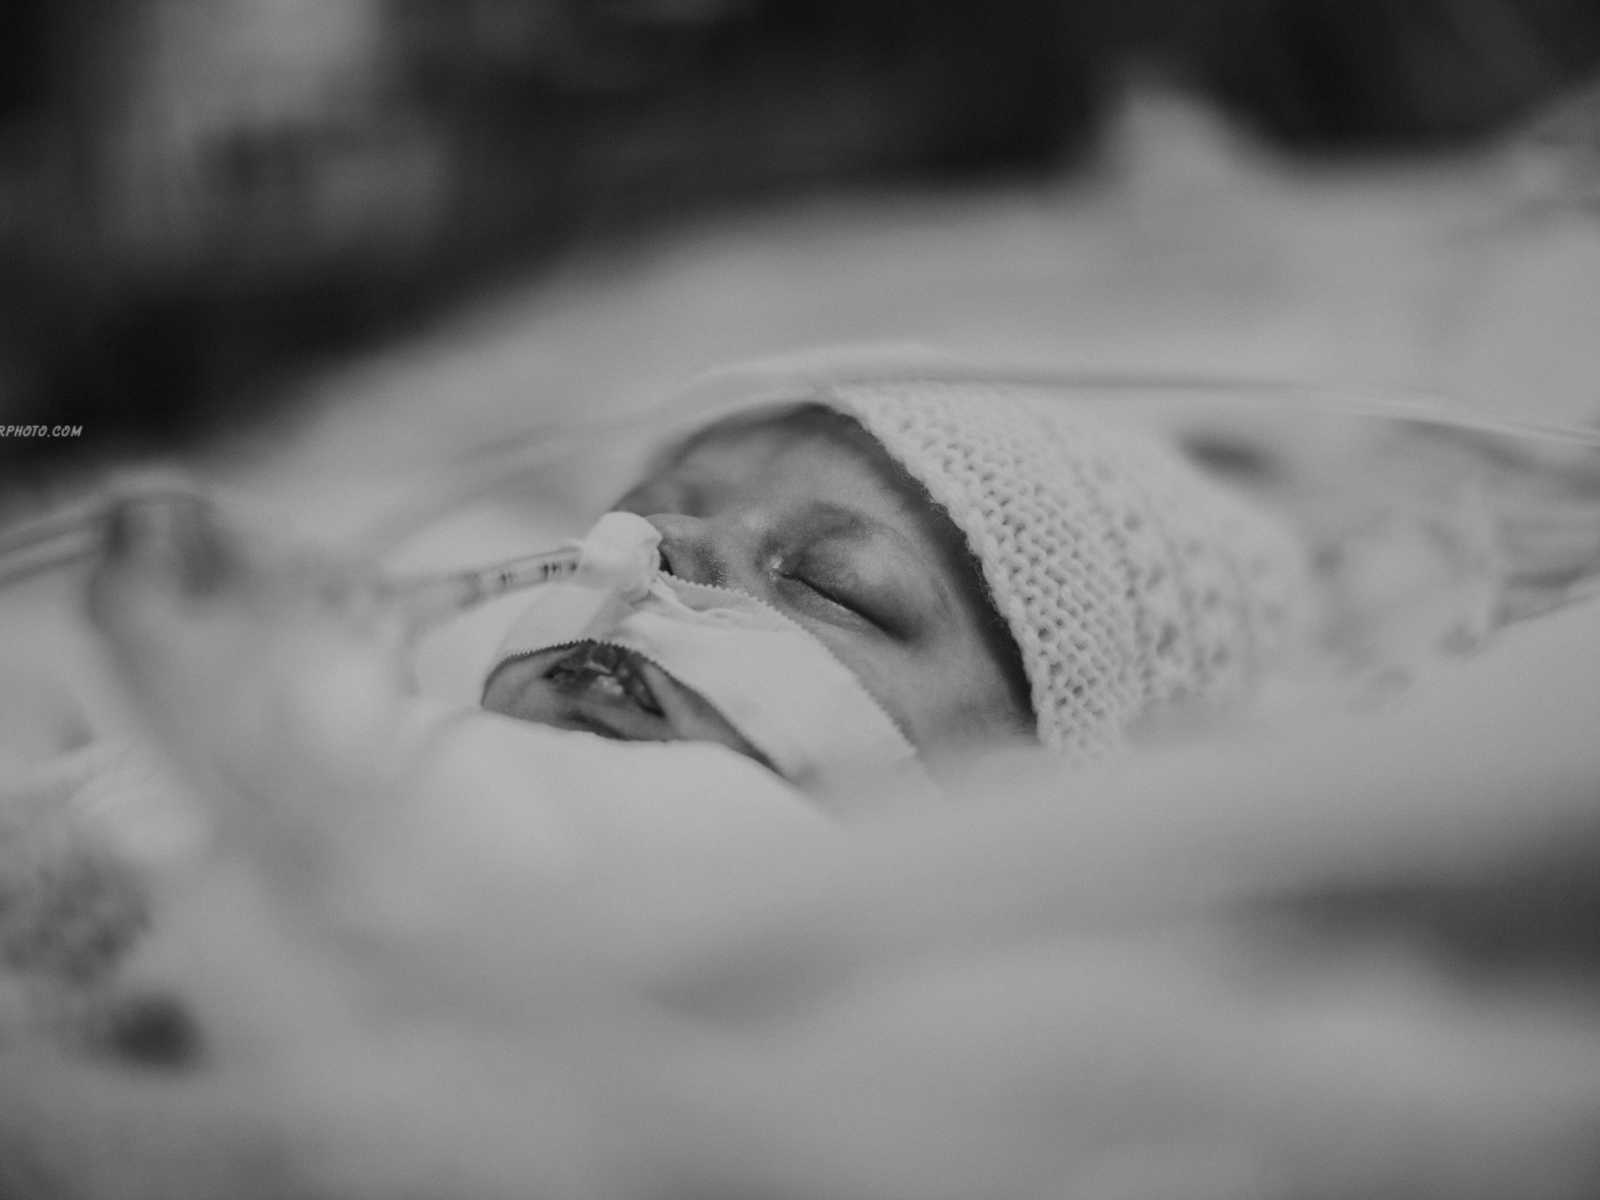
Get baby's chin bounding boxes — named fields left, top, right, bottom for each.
left=482, top=643, right=776, bottom=772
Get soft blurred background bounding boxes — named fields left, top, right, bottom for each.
left=3, top=0, right=1600, bottom=514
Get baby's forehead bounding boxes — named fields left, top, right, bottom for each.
left=637, top=400, right=984, bottom=579
left=629, top=400, right=975, bottom=568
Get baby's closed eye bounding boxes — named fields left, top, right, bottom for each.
left=777, top=547, right=912, bottom=637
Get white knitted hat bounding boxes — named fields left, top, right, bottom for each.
left=667, top=357, right=1311, bottom=759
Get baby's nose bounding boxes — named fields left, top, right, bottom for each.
left=643, top=512, right=744, bottom=590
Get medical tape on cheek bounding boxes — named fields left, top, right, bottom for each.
left=488, top=518, right=936, bottom=805
left=608, top=583, right=935, bottom=803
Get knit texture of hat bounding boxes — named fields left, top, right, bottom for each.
left=804, top=377, right=1311, bottom=759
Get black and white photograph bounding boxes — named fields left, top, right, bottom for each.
left=3, top=3, right=1600, bottom=1198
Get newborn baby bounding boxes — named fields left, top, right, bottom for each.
left=13, top=370, right=1600, bottom=1200
left=480, top=365, right=1311, bottom=794
left=0, top=360, right=1312, bottom=1057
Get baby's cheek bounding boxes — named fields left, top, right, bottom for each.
left=909, top=654, right=1028, bottom=753
left=809, top=637, right=924, bottom=747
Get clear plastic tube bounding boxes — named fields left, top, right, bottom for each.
left=0, top=486, right=586, bottom=633
left=379, top=546, right=582, bottom=633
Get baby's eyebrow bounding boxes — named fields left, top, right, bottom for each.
left=805, top=501, right=907, bottom=548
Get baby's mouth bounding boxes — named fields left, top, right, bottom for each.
left=483, top=640, right=778, bottom=772
left=544, top=642, right=663, bottom=717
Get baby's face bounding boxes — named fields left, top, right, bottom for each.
left=483, top=407, right=1033, bottom=767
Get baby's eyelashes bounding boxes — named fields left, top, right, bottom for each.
left=776, top=568, right=919, bottom=644
left=776, top=571, right=865, bottom=625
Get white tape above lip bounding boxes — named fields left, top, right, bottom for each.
left=489, top=514, right=938, bottom=814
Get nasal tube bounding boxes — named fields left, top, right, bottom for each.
left=388, top=512, right=662, bottom=633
